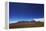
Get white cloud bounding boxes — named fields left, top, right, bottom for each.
left=9, top=21, right=18, bottom=24
left=33, top=18, right=44, bottom=22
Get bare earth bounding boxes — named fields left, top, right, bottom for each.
left=9, top=22, right=44, bottom=29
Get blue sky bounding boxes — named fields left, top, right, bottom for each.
left=9, top=2, right=44, bottom=23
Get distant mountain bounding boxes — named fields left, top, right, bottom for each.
left=10, top=20, right=44, bottom=24
left=14, top=20, right=36, bottom=23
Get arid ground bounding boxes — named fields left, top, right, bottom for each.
left=9, top=22, right=44, bottom=29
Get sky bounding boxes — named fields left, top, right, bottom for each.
left=9, top=2, right=44, bottom=23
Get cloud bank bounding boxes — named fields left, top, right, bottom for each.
left=33, top=18, right=44, bottom=22
left=9, top=21, right=18, bottom=24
